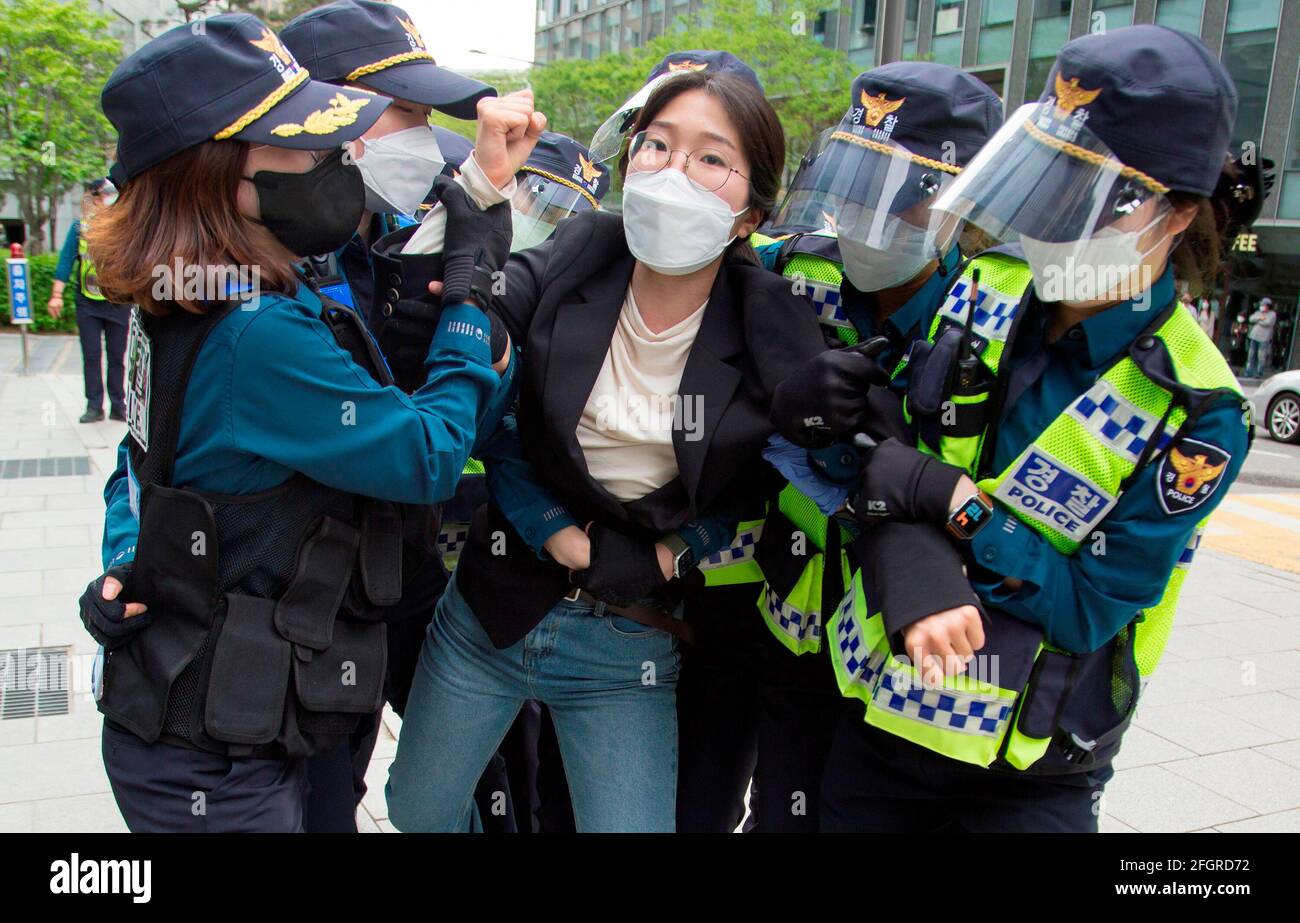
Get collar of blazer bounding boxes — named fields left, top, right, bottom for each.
left=542, top=210, right=750, bottom=515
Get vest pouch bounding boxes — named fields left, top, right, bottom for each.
left=273, top=516, right=361, bottom=651
left=203, top=593, right=291, bottom=745
left=753, top=506, right=812, bottom=600
left=358, top=500, right=402, bottom=609
left=293, top=617, right=387, bottom=714
left=1002, top=648, right=1078, bottom=771
left=100, top=484, right=220, bottom=741
left=907, top=325, right=964, bottom=417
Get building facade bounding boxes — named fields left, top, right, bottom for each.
left=534, top=0, right=1300, bottom=372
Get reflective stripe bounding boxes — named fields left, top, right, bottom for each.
left=805, top=280, right=854, bottom=331
left=760, top=583, right=822, bottom=647
left=436, top=523, right=469, bottom=561
left=935, top=274, right=1020, bottom=342
left=699, top=523, right=763, bottom=569
left=1066, top=379, right=1176, bottom=464
left=1176, top=526, right=1204, bottom=570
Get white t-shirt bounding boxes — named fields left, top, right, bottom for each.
left=575, top=286, right=707, bottom=502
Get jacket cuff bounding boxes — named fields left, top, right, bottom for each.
left=966, top=505, right=1043, bottom=582
left=430, top=303, right=492, bottom=364
left=460, top=152, right=517, bottom=209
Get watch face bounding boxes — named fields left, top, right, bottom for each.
left=951, top=495, right=992, bottom=538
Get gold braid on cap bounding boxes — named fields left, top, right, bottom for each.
left=829, top=130, right=963, bottom=175
left=347, top=50, right=435, bottom=81
left=214, top=67, right=311, bottom=140
left=519, top=166, right=600, bottom=209
left=1022, top=117, right=1169, bottom=195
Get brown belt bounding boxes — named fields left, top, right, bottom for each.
left=563, top=588, right=695, bottom=644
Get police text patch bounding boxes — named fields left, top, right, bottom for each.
left=1157, top=438, right=1230, bottom=515
left=994, top=448, right=1116, bottom=542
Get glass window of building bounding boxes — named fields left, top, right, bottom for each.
left=1279, top=75, right=1300, bottom=218
left=1222, top=0, right=1282, bottom=150
left=1026, top=0, right=1073, bottom=102
left=1090, top=0, right=1133, bottom=30
left=903, top=0, right=921, bottom=59
left=628, top=0, right=642, bottom=15
left=1154, top=0, right=1203, bottom=33
left=931, top=0, right=965, bottom=66
left=977, top=0, right=1016, bottom=65
left=848, top=0, right=878, bottom=66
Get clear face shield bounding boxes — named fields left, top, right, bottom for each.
left=509, top=170, right=594, bottom=252
left=588, top=71, right=678, bottom=164
left=933, top=102, right=1174, bottom=303
left=772, top=127, right=961, bottom=290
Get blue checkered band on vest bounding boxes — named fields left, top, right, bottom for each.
left=807, top=281, right=853, bottom=331
left=835, top=594, right=884, bottom=685
left=436, top=525, right=469, bottom=558
left=937, top=276, right=1020, bottom=342
left=872, top=671, right=1015, bottom=736
left=1067, top=379, right=1177, bottom=464
left=700, top=524, right=762, bottom=569
left=764, top=583, right=821, bottom=642
left=1177, top=526, right=1204, bottom=570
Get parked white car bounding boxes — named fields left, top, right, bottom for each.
left=1250, top=369, right=1300, bottom=443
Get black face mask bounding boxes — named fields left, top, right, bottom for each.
left=243, top=148, right=365, bottom=257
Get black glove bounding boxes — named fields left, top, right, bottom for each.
left=849, top=438, right=966, bottom=526
left=771, top=339, right=891, bottom=449
left=79, top=564, right=151, bottom=650
left=571, top=523, right=668, bottom=607
left=432, top=175, right=512, bottom=310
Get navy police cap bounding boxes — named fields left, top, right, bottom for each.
left=103, top=13, right=388, bottom=182
left=521, top=131, right=610, bottom=208
left=280, top=0, right=494, bottom=119
left=838, top=62, right=1001, bottom=169
left=1036, top=25, right=1237, bottom=197
left=644, top=50, right=762, bottom=92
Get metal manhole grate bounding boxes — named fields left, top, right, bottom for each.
left=0, top=647, right=71, bottom=719
left=0, top=456, right=91, bottom=479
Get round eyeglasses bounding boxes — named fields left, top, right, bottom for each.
left=626, top=130, right=749, bottom=193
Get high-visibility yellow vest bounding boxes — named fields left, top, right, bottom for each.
left=828, top=253, right=1246, bottom=770
left=78, top=231, right=106, bottom=301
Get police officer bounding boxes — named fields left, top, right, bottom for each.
left=48, top=178, right=132, bottom=424
left=78, top=14, right=511, bottom=833
left=742, top=62, right=1001, bottom=833
left=278, top=0, right=500, bottom=834
left=779, top=25, right=1251, bottom=832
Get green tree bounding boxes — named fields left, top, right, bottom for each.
left=0, top=0, right=121, bottom=253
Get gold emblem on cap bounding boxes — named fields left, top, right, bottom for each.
left=270, top=92, right=371, bottom=138
left=397, top=16, right=427, bottom=50
left=860, top=91, right=905, bottom=127
left=577, top=153, right=602, bottom=184
left=1053, top=74, right=1101, bottom=116
left=668, top=60, right=708, bottom=72
left=250, top=28, right=293, bottom=67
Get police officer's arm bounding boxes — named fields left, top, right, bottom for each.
left=228, top=296, right=498, bottom=506
left=48, top=223, right=80, bottom=315
left=965, top=401, right=1249, bottom=654
left=101, top=436, right=137, bottom=569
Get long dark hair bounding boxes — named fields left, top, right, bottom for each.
left=619, top=70, right=785, bottom=264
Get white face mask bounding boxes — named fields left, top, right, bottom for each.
left=510, top=209, right=557, bottom=252
left=838, top=236, right=935, bottom=292
left=1021, top=212, right=1169, bottom=304
left=621, top=168, right=745, bottom=276
left=352, top=125, right=445, bottom=218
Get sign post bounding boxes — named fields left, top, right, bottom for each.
left=6, top=243, right=32, bottom=375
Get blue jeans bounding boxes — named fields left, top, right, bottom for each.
left=386, top=575, right=681, bottom=832
left=1245, top=339, right=1268, bottom=377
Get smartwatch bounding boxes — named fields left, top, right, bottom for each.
left=659, top=533, right=697, bottom=580
left=946, top=491, right=994, bottom=541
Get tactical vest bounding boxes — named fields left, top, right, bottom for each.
left=78, top=231, right=106, bottom=301
left=748, top=231, right=880, bottom=655
left=827, top=252, right=1246, bottom=773
left=100, top=290, right=403, bottom=759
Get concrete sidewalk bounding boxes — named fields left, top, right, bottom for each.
left=1, top=331, right=1297, bottom=833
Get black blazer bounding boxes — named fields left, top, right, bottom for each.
left=455, top=209, right=829, bottom=647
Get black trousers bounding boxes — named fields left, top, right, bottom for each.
left=820, top=704, right=1114, bottom=833
left=303, top=551, right=449, bottom=833
left=103, top=722, right=307, bottom=833
left=675, top=580, right=764, bottom=833
left=751, top=640, right=841, bottom=833
left=76, top=304, right=128, bottom=412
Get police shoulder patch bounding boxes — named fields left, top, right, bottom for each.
left=1157, top=438, right=1231, bottom=515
